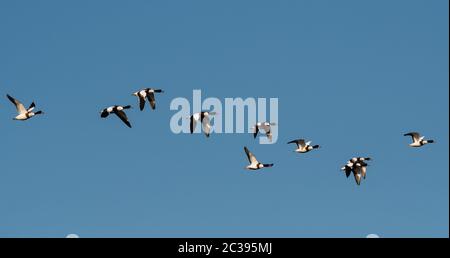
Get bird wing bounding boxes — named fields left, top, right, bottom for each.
left=404, top=132, right=421, bottom=142
left=190, top=115, right=197, bottom=134
left=147, top=92, right=156, bottom=110
left=266, top=132, right=272, bottom=142
left=287, top=139, right=304, bottom=148
left=353, top=166, right=362, bottom=185
left=341, top=166, right=352, bottom=178
left=361, top=166, right=367, bottom=179
left=115, top=110, right=132, bottom=128
left=28, top=102, right=36, bottom=112
left=345, top=167, right=352, bottom=178
left=202, top=116, right=211, bottom=137
left=138, top=95, right=146, bottom=111
left=7, top=94, right=27, bottom=114
left=244, top=147, right=258, bottom=165
left=297, top=139, right=306, bottom=148
left=253, top=124, right=259, bottom=139
left=287, top=139, right=306, bottom=148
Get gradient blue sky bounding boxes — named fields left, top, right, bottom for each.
left=0, top=0, right=448, bottom=238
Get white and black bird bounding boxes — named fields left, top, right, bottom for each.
left=189, top=111, right=216, bottom=137
left=252, top=122, right=276, bottom=142
left=132, top=88, right=164, bottom=111
left=244, top=146, right=274, bottom=170
left=100, top=105, right=132, bottom=128
left=6, top=94, right=44, bottom=121
left=341, top=157, right=371, bottom=185
left=287, top=139, right=320, bottom=153
left=348, top=157, right=371, bottom=179
left=404, top=132, right=434, bottom=147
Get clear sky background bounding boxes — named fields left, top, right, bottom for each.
left=0, top=0, right=448, bottom=238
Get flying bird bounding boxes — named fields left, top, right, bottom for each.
left=100, top=105, right=132, bottom=128
left=404, top=132, right=434, bottom=147
left=341, top=157, right=371, bottom=185
left=348, top=157, right=370, bottom=179
left=132, top=88, right=164, bottom=111
left=252, top=122, right=276, bottom=142
left=6, top=94, right=44, bottom=121
left=189, top=111, right=216, bottom=137
left=287, top=139, right=320, bottom=153
left=244, top=146, right=274, bottom=170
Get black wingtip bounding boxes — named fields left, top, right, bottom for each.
left=6, top=94, right=14, bottom=102
left=100, top=110, right=108, bottom=118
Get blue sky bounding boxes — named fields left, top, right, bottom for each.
left=0, top=0, right=448, bottom=238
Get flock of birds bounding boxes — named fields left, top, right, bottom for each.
left=4, top=89, right=436, bottom=186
